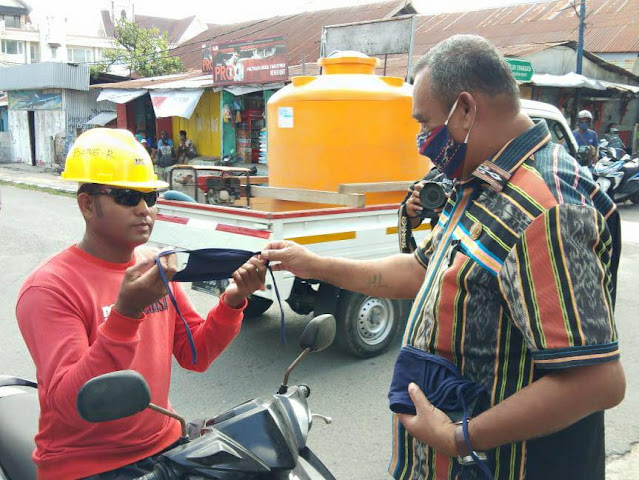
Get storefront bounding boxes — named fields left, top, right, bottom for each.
left=524, top=72, right=639, bottom=149
left=94, top=71, right=283, bottom=163
left=219, top=87, right=278, bottom=163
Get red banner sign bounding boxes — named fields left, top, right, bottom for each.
left=203, top=37, right=288, bottom=85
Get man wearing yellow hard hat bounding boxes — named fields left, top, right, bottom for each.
left=15, top=128, right=267, bottom=479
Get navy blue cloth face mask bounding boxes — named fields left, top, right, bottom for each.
left=389, top=345, right=492, bottom=478
left=155, top=248, right=285, bottom=365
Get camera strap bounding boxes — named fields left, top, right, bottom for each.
left=398, top=203, right=418, bottom=254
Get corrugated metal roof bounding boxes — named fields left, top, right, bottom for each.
left=289, top=39, right=639, bottom=83
left=0, top=62, right=90, bottom=91
left=410, top=0, right=638, bottom=54
left=90, top=70, right=206, bottom=90
left=173, top=0, right=412, bottom=70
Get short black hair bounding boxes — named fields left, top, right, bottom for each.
left=179, top=130, right=187, bottom=136
left=77, top=183, right=101, bottom=195
left=414, top=34, right=520, bottom=111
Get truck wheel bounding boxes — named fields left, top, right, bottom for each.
left=335, top=291, right=402, bottom=358
left=243, top=295, right=273, bottom=318
left=631, top=193, right=639, bottom=204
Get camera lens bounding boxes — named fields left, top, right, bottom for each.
left=419, top=182, right=447, bottom=210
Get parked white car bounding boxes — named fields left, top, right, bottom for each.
left=150, top=100, right=580, bottom=359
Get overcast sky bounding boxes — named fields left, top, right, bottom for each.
left=26, top=0, right=550, bottom=24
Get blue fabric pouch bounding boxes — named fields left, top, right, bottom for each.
left=388, top=345, right=488, bottom=418
left=388, top=345, right=493, bottom=478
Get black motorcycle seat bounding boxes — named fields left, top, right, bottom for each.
left=623, top=164, right=639, bottom=179
left=0, top=390, right=39, bottom=480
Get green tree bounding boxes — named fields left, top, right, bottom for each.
left=91, top=19, right=184, bottom=78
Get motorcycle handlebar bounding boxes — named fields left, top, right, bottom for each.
left=134, top=474, right=159, bottom=480
left=133, top=466, right=178, bottom=480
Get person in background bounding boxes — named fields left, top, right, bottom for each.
left=604, top=124, right=628, bottom=153
left=176, top=130, right=197, bottom=164
left=573, top=110, right=599, bottom=162
left=16, top=128, right=266, bottom=479
left=153, top=131, right=176, bottom=180
left=134, top=129, right=146, bottom=143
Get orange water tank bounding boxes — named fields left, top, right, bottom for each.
left=266, top=52, right=428, bottom=206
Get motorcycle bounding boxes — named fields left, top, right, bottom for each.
left=219, top=149, right=240, bottom=167
left=0, top=314, right=338, bottom=480
left=593, top=140, right=639, bottom=204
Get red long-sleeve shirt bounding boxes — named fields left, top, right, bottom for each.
left=16, top=245, right=245, bottom=480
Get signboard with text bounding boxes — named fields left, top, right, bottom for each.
left=203, top=37, right=288, bottom=86
left=8, top=90, right=62, bottom=110
left=505, top=58, right=534, bottom=82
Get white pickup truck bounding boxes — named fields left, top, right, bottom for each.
left=150, top=100, right=578, bottom=358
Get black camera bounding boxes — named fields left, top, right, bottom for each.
left=419, top=181, right=450, bottom=218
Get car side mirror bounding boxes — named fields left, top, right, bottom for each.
left=77, top=370, right=151, bottom=423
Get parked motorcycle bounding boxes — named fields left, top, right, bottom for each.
left=593, top=140, right=639, bottom=204
left=219, top=149, right=241, bottom=167
left=0, top=314, right=338, bottom=480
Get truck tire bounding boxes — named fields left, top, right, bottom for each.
left=335, top=291, right=403, bottom=358
left=243, top=295, right=273, bottom=318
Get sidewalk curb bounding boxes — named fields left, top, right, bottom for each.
left=0, top=176, right=76, bottom=194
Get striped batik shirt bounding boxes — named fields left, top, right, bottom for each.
left=388, top=120, right=619, bottom=480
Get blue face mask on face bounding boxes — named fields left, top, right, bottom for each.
left=156, top=248, right=284, bottom=364
left=416, top=97, right=477, bottom=180
left=579, top=121, right=590, bottom=131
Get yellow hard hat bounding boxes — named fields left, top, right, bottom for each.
left=62, top=128, right=169, bottom=191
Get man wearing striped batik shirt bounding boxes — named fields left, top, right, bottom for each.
left=262, top=34, right=625, bottom=480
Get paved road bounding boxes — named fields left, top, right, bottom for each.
left=1, top=185, right=638, bottom=479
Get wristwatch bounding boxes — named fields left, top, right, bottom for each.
left=454, top=420, right=487, bottom=466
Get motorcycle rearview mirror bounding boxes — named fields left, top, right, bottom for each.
left=278, top=315, right=336, bottom=394
left=77, top=370, right=190, bottom=441
left=299, top=314, right=336, bottom=353
left=77, top=370, right=150, bottom=423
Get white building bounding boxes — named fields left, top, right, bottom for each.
left=0, top=0, right=207, bottom=69
left=0, top=0, right=116, bottom=67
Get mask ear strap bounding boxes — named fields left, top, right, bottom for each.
left=254, top=252, right=286, bottom=345
left=444, top=96, right=477, bottom=145
left=463, top=104, right=478, bottom=144
left=156, top=252, right=199, bottom=365
left=444, top=97, right=461, bottom=127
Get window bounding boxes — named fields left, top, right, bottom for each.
left=68, top=47, right=93, bottom=63
left=1, top=15, right=20, bottom=28
left=50, top=46, right=57, bottom=59
left=1, top=40, right=24, bottom=55
left=30, top=44, right=38, bottom=62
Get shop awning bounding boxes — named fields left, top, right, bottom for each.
left=149, top=89, right=204, bottom=119
left=96, top=88, right=148, bottom=104
left=85, top=111, right=117, bottom=126
left=221, top=82, right=286, bottom=96
left=528, top=73, right=639, bottom=93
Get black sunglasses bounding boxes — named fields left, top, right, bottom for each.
left=90, top=188, right=158, bottom=207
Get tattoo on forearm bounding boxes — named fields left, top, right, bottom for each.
left=367, top=273, right=390, bottom=289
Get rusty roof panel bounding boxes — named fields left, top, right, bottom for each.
left=173, top=1, right=412, bottom=70
left=409, top=0, right=638, bottom=54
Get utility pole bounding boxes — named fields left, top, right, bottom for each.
left=572, top=0, right=587, bottom=128
left=576, top=0, right=586, bottom=74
